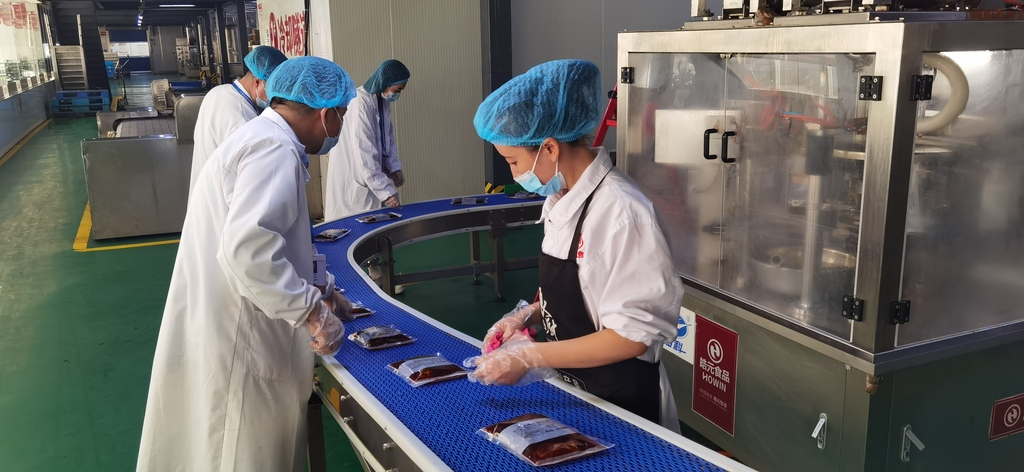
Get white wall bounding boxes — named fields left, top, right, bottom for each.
left=315, top=0, right=485, bottom=206
left=510, top=0, right=709, bottom=150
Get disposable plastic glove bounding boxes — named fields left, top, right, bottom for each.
left=390, top=170, right=405, bottom=188
left=305, top=301, right=345, bottom=356
left=325, top=289, right=355, bottom=322
left=463, top=340, right=556, bottom=386
left=481, top=300, right=535, bottom=354
left=383, top=194, right=401, bottom=208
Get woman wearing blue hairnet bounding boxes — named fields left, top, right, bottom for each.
left=466, top=59, right=683, bottom=431
left=325, top=59, right=410, bottom=220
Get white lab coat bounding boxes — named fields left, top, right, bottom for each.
left=138, top=109, right=321, bottom=472
left=540, top=147, right=684, bottom=432
left=188, top=80, right=260, bottom=193
left=324, top=86, right=402, bottom=220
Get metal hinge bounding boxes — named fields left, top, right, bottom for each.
left=842, top=294, right=865, bottom=322
left=890, top=300, right=911, bottom=325
left=859, top=76, right=882, bottom=101
left=621, top=67, right=635, bottom=84
left=911, top=75, right=933, bottom=101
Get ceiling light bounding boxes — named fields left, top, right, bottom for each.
left=160, top=4, right=196, bottom=7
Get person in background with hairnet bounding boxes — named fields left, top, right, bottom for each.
left=324, top=59, right=410, bottom=291
left=137, top=56, right=356, bottom=472
left=188, top=45, right=288, bottom=193
left=324, top=59, right=409, bottom=219
left=464, top=60, right=684, bottom=432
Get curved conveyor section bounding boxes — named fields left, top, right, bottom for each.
left=312, top=195, right=751, bottom=472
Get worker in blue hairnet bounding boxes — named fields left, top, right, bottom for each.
left=188, top=45, right=288, bottom=193
left=464, top=59, right=683, bottom=432
left=324, top=59, right=410, bottom=220
left=138, top=56, right=356, bottom=472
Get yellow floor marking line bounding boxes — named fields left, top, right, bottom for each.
left=74, top=203, right=179, bottom=252
left=0, top=118, right=52, bottom=167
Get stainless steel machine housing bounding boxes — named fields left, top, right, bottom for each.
left=618, top=18, right=1024, bottom=471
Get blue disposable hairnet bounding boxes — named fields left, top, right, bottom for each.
left=363, top=59, right=411, bottom=94
left=266, top=56, right=356, bottom=109
left=243, top=46, right=288, bottom=81
left=474, top=59, right=602, bottom=147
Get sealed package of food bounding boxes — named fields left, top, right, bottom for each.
left=314, top=228, right=350, bottom=242
left=349, top=302, right=373, bottom=319
left=451, top=196, right=487, bottom=205
left=348, top=326, right=415, bottom=350
left=388, top=355, right=468, bottom=387
left=477, top=414, right=612, bottom=467
left=355, top=212, right=401, bottom=223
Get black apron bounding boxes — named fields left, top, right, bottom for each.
left=538, top=182, right=661, bottom=423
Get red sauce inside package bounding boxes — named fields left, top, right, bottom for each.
left=387, top=355, right=467, bottom=386
left=348, top=326, right=415, bottom=350
left=479, top=413, right=611, bottom=466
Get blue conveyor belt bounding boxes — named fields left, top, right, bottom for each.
left=315, top=195, right=725, bottom=472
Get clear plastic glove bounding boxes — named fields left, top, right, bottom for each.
left=481, top=300, right=535, bottom=354
left=383, top=194, right=401, bottom=208
left=463, top=340, right=555, bottom=386
left=390, top=170, right=405, bottom=188
left=325, top=289, right=355, bottom=322
left=305, top=301, right=345, bottom=356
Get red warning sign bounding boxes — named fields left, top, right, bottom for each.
left=990, top=393, right=1024, bottom=440
left=692, top=315, right=738, bottom=436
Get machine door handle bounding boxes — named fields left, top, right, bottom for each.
left=703, top=128, right=718, bottom=160
left=901, top=425, right=926, bottom=462
left=811, top=413, right=827, bottom=450
left=721, top=131, right=737, bottom=163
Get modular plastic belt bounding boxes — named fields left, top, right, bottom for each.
left=314, top=195, right=737, bottom=472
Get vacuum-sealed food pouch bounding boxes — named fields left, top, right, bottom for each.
left=388, top=355, right=468, bottom=387
left=349, top=302, right=373, bottom=319
left=477, top=413, right=612, bottom=466
left=314, top=228, right=350, bottom=241
left=348, top=326, right=415, bottom=350
left=355, top=212, right=401, bottom=223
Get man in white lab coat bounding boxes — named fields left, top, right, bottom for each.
left=324, top=59, right=410, bottom=220
left=137, top=56, right=357, bottom=472
left=188, top=45, right=288, bottom=193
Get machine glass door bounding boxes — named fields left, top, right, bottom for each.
left=713, top=53, right=873, bottom=339
left=626, top=52, right=731, bottom=289
left=897, top=49, right=1024, bottom=346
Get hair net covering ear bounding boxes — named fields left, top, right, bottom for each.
left=243, top=46, right=288, bottom=81
left=363, top=59, right=411, bottom=94
left=474, top=59, right=602, bottom=147
left=266, top=56, right=357, bottom=109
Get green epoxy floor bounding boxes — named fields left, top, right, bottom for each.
left=0, top=116, right=541, bottom=471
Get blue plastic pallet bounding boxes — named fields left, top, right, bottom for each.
left=55, top=90, right=110, bottom=100
left=52, top=104, right=107, bottom=114
left=313, top=196, right=730, bottom=472
left=52, top=97, right=110, bottom=106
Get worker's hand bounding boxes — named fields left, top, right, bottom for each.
left=464, top=340, right=554, bottom=386
left=305, top=301, right=345, bottom=356
left=389, top=170, right=405, bottom=188
left=481, top=300, right=536, bottom=354
left=327, top=289, right=355, bottom=322
left=383, top=194, right=401, bottom=208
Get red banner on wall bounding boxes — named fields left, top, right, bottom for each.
left=692, top=314, right=739, bottom=436
left=257, top=0, right=306, bottom=57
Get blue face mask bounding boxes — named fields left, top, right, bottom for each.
left=514, top=145, right=565, bottom=197
left=383, top=91, right=400, bottom=102
left=256, top=96, right=270, bottom=110
left=314, top=108, right=342, bottom=155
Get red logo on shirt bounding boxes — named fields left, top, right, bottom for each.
left=577, top=235, right=585, bottom=259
